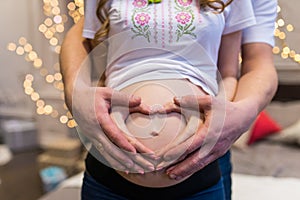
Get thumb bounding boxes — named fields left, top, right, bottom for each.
left=110, top=90, right=142, bottom=107
left=174, top=95, right=212, bottom=111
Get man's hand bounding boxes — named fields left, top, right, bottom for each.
left=155, top=99, right=203, bottom=169
left=159, top=95, right=257, bottom=180
left=72, top=85, right=155, bottom=173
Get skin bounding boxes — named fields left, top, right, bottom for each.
left=60, top=17, right=278, bottom=177
left=60, top=18, right=157, bottom=172
left=156, top=0, right=279, bottom=179
left=156, top=31, right=242, bottom=167
left=163, top=43, right=278, bottom=180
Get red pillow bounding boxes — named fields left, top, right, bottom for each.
left=248, top=111, right=282, bottom=145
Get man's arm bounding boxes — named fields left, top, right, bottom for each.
left=217, top=31, right=241, bottom=101
left=163, top=41, right=278, bottom=179
left=60, top=18, right=92, bottom=111
left=236, top=42, right=278, bottom=112
left=157, top=0, right=278, bottom=180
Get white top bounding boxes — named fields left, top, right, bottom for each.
left=242, top=0, right=277, bottom=46
left=83, top=0, right=255, bottom=95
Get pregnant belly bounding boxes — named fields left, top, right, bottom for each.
left=112, top=79, right=206, bottom=187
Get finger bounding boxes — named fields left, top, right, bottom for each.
left=166, top=149, right=215, bottom=180
left=157, top=115, right=201, bottom=158
left=130, top=154, right=155, bottom=172
left=110, top=109, right=155, bottom=155
left=131, top=163, right=145, bottom=174
left=126, top=135, right=155, bottom=155
left=94, top=142, right=127, bottom=171
left=159, top=102, right=181, bottom=114
left=97, top=109, right=136, bottom=153
left=156, top=160, right=176, bottom=171
left=174, top=95, right=212, bottom=111
left=93, top=135, right=135, bottom=169
left=163, top=125, right=208, bottom=161
left=161, top=104, right=212, bottom=162
left=162, top=135, right=194, bottom=161
left=97, top=87, right=142, bottom=108
left=129, top=103, right=152, bottom=115
left=109, top=90, right=142, bottom=107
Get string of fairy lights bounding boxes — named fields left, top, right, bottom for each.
left=7, top=0, right=84, bottom=128
left=6, top=2, right=300, bottom=129
left=273, top=5, right=300, bottom=63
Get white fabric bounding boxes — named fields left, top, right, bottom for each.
left=83, top=0, right=255, bottom=95
left=82, top=0, right=100, bottom=39
left=83, top=0, right=278, bottom=55
left=0, top=145, right=12, bottom=166
left=242, top=0, right=277, bottom=46
left=232, top=173, right=300, bottom=200
left=57, top=172, right=84, bottom=189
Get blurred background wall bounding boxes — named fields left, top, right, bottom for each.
left=0, top=0, right=80, bottom=148
left=0, top=0, right=299, bottom=200
left=0, top=0, right=299, bottom=149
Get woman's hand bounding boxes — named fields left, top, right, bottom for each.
left=72, top=85, right=155, bottom=173
left=157, top=94, right=257, bottom=180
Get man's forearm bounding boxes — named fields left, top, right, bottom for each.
left=234, top=43, right=278, bottom=114
left=217, top=31, right=241, bottom=101
left=60, top=17, right=92, bottom=112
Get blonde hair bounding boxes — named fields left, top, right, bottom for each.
left=93, top=0, right=233, bottom=46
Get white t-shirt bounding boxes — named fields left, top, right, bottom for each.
left=83, top=0, right=255, bottom=95
left=242, top=0, right=277, bottom=46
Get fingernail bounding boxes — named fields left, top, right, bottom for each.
left=145, top=153, right=160, bottom=160
left=147, top=165, right=155, bottom=172
left=175, top=176, right=182, bottom=181
left=169, top=174, right=177, bottom=179
left=174, top=97, right=181, bottom=102
left=138, top=170, right=144, bottom=174
left=133, top=96, right=140, bottom=101
left=125, top=170, right=129, bottom=174
left=156, top=166, right=164, bottom=171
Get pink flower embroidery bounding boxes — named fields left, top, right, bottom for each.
left=175, top=12, right=191, bottom=25
left=177, top=0, right=192, bottom=7
left=133, top=0, right=148, bottom=8
left=135, top=13, right=151, bottom=26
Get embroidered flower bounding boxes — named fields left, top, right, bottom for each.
left=174, top=0, right=197, bottom=41
left=177, top=0, right=192, bottom=7
left=175, top=12, right=191, bottom=25
left=135, top=13, right=151, bottom=26
left=133, top=0, right=148, bottom=8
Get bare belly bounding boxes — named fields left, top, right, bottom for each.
left=111, top=79, right=207, bottom=187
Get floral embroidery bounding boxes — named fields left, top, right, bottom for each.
left=129, top=0, right=198, bottom=44
left=135, top=13, right=151, bottom=25
left=175, top=0, right=196, bottom=41
left=168, top=0, right=173, bottom=43
left=177, top=0, right=192, bottom=7
left=175, top=12, right=191, bottom=24
left=131, top=0, right=151, bottom=42
left=133, top=0, right=148, bottom=8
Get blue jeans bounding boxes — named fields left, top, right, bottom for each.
left=82, top=172, right=225, bottom=200
left=219, top=151, right=232, bottom=200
